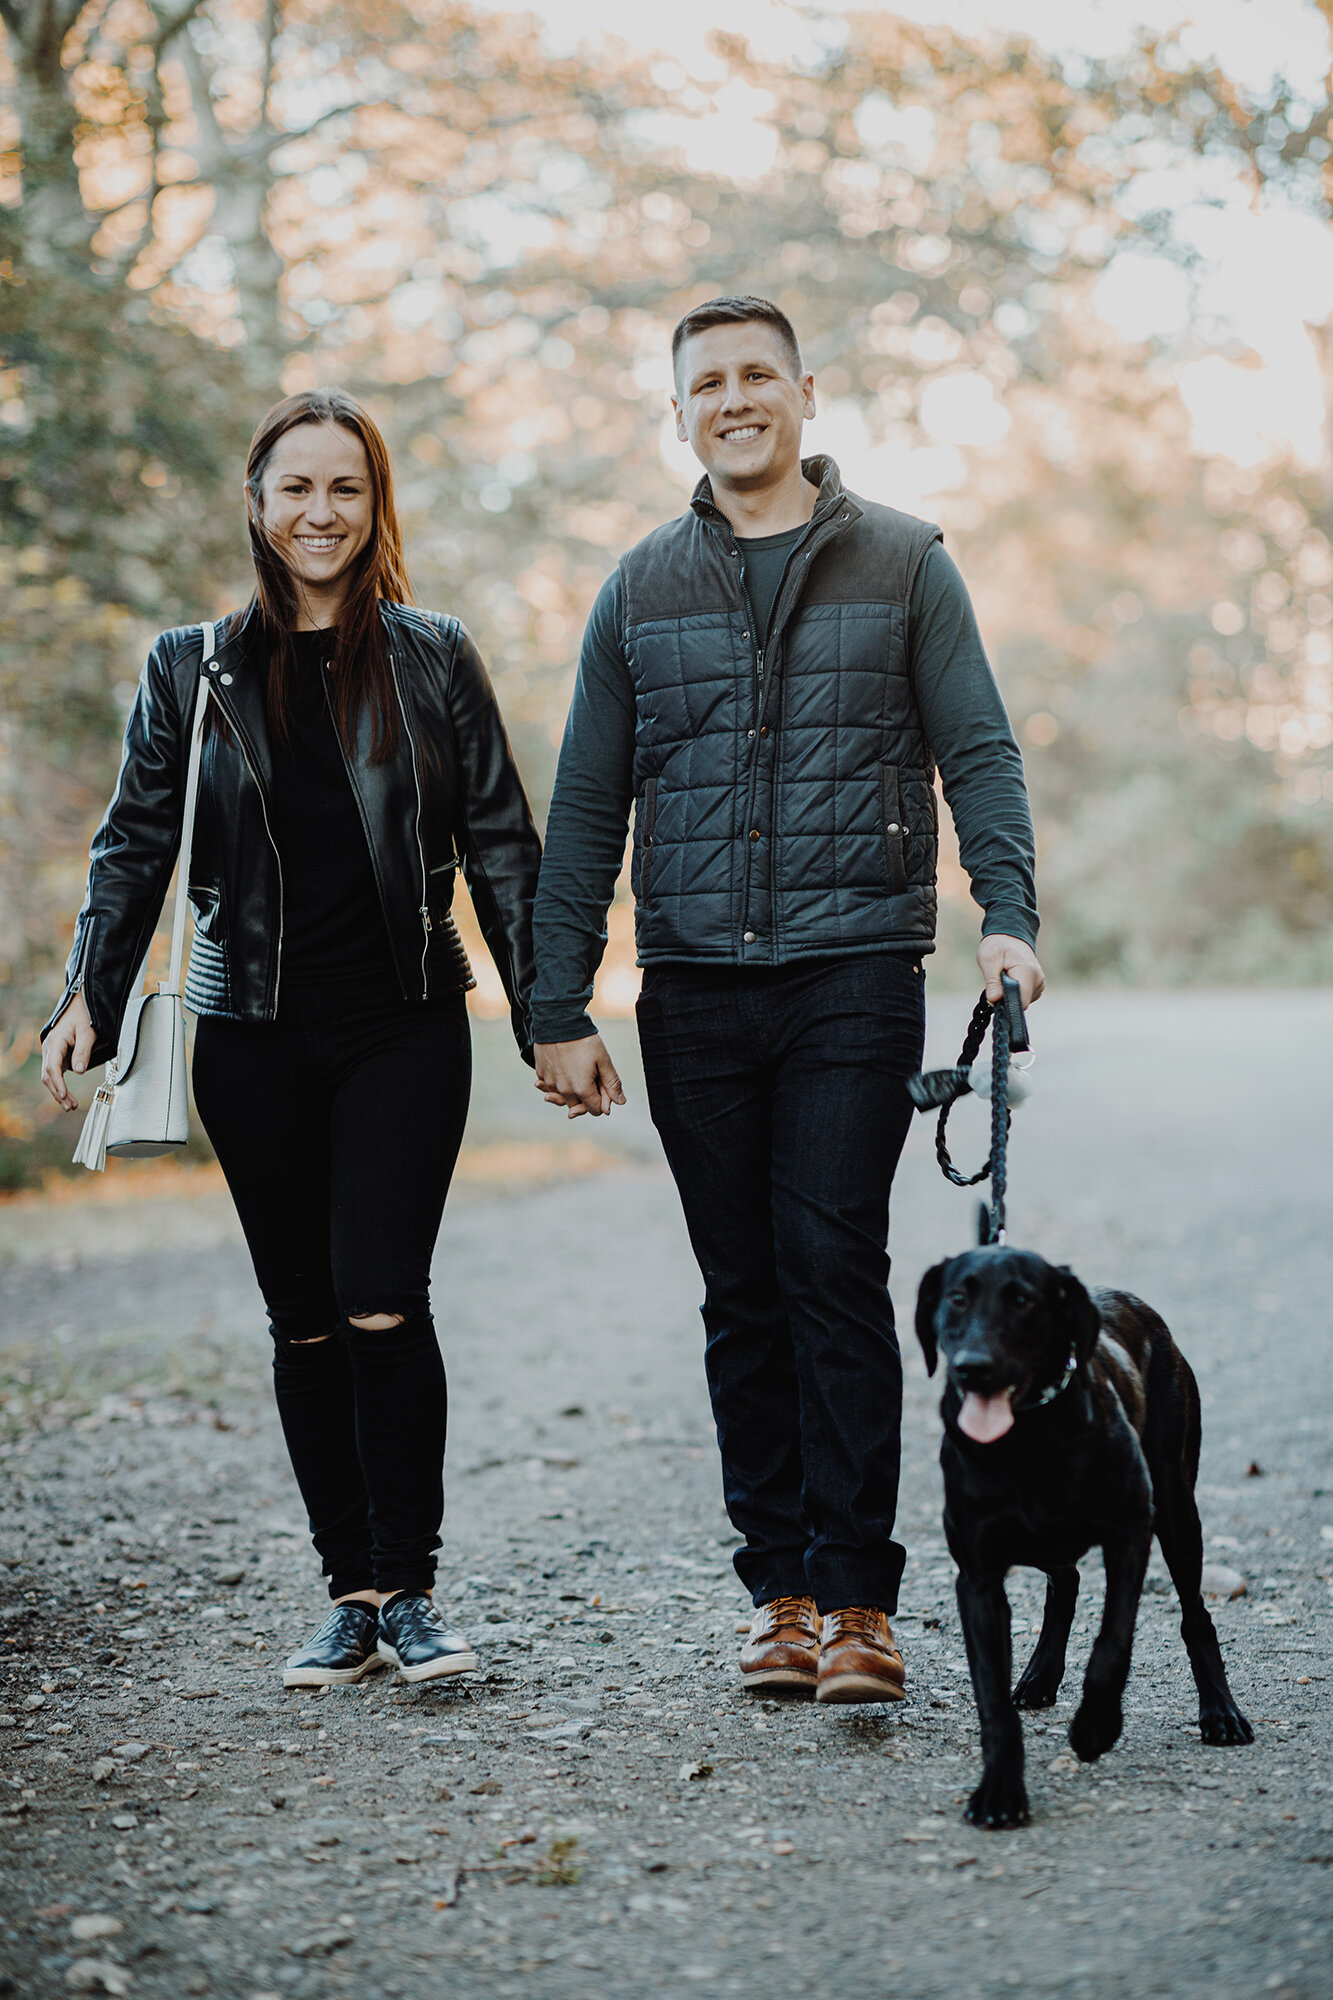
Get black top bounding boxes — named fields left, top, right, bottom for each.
left=268, top=628, right=398, bottom=1008
left=530, top=540, right=1038, bottom=1044
left=736, top=523, right=808, bottom=643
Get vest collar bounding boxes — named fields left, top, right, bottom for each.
left=689, top=454, right=858, bottom=534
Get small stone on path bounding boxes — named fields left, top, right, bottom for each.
left=288, top=1925, right=354, bottom=1957
left=1200, top=1564, right=1246, bottom=1599
left=64, top=1962, right=130, bottom=1996
left=69, top=1917, right=121, bottom=1942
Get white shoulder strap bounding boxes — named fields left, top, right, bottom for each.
left=162, top=621, right=216, bottom=997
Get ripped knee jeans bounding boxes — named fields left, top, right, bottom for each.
left=191, top=990, right=470, bottom=1599
left=270, top=1310, right=448, bottom=1598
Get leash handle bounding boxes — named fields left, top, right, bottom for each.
left=998, top=970, right=1029, bottom=1053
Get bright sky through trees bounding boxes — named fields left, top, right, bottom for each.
left=495, top=0, right=1333, bottom=476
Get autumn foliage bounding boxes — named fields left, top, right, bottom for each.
left=2, top=0, right=1332, bottom=1174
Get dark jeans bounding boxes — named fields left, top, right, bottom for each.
left=193, top=988, right=470, bottom=1599
left=636, top=954, right=925, bottom=1614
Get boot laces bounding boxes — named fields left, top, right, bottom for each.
left=766, top=1593, right=814, bottom=1631
left=827, top=1605, right=886, bottom=1642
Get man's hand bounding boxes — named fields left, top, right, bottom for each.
left=40, top=992, right=97, bottom=1112
left=534, top=1034, right=627, bottom=1119
left=977, top=935, right=1045, bottom=1010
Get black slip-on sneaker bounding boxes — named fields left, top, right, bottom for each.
left=282, top=1602, right=386, bottom=1688
left=377, top=1592, right=478, bottom=1684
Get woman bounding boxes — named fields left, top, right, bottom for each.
left=40, top=389, right=541, bottom=1688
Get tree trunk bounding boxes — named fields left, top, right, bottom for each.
left=8, top=4, right=95, bottom=266
left=179, top=25, right=287, bottom=389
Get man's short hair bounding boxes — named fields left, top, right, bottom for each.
left=671, top=295, right=803, bottom=384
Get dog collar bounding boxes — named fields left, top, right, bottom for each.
left=1015, top=1348, right=1078, bottom=1413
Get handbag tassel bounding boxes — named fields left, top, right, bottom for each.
left=72, top=1085, right=113, bottom=1173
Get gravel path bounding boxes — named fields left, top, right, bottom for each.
left=0, top=992, right=1329, bottom=2000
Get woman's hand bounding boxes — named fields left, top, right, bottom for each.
left=534, top=1034, right=626, bottom=1118
left=40, top=993, right=97, bottom=1112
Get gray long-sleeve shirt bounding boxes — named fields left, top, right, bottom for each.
left=531, top=539, right=1037, bottom=1043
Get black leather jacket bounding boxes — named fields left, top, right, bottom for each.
left=43, top=601, right=542, bottom=1066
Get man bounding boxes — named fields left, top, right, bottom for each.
left=531, top=295, right=1043, bottom=1703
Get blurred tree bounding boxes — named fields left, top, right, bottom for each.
left=4, top=0, right=1333, bottom=1179
left=0, top=0, right=252, bottom=1089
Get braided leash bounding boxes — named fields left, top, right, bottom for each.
left=911, top=974, right=1029, bottom=1245
left=933, top=990, right=1012, bottom=1243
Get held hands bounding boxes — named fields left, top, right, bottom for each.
left=977, top=935, right=1045, bottom=1011
left=40, top=992, right=97, bottom=1112
left=534, top=1034, right=627, bottom=1119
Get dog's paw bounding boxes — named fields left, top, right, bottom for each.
left=964, top=1773, right=1031, bottom=1829
left=1069, top=1700, right=1123, bottom=1763
left=1013, top=1671, right=1060, bottom=1711
left=1200, top=1703, right=1254, bottom=1747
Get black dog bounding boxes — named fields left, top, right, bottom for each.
left=915, top=1247, right=1252, bottom=1829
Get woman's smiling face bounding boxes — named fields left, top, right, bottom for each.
left=258, top=420, right=373, bottom=613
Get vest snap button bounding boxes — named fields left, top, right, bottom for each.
left=220, top=673, right=234, bottom=685
left=749, top=829, right=760, bottom=841
left=747, top=729, right=755, bottom=739
left=760, top=726, right=769, bottom=737
left=743, top=931, right=757, bottom=944
left=886, top=822, right=901, bottom=835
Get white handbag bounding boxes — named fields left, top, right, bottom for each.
left=73, top=623, right=216, bottom=1172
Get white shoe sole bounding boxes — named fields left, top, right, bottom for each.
left=281, top=1653, right=387, bottom=1688
left=378, top=1640, right=478, bottom=1684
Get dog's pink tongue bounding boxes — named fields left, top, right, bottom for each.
left=958, top=1391, right=1015, bottom=1443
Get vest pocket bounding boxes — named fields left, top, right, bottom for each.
left=639, top=776, right=659, bottom=900
left=880, top=764, right=909, bottom=896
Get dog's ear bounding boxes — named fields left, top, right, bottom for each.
left=914, top=1262, right=947, bottom=1377
left=1055, top=1267, right=1101, bottom=1365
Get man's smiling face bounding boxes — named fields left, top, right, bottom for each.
left=672, top=320, right=816, bottom=495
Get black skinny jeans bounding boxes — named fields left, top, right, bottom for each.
left=193, top=988, right=470, bottom=1599
left=636, top=954, right=924, bottom=1615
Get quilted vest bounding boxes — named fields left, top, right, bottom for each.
left=620, top=456, right=943, bottom=964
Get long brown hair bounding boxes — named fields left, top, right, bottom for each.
left=244, top=389, right=414, bottom=763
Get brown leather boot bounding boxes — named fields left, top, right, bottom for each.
left=816, top=1606, right=907, bottom=1704
left=738, top=1594, right=820, bottom=1694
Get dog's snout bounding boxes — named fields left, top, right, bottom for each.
left=952, top=1347, right=999, bottom=1389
